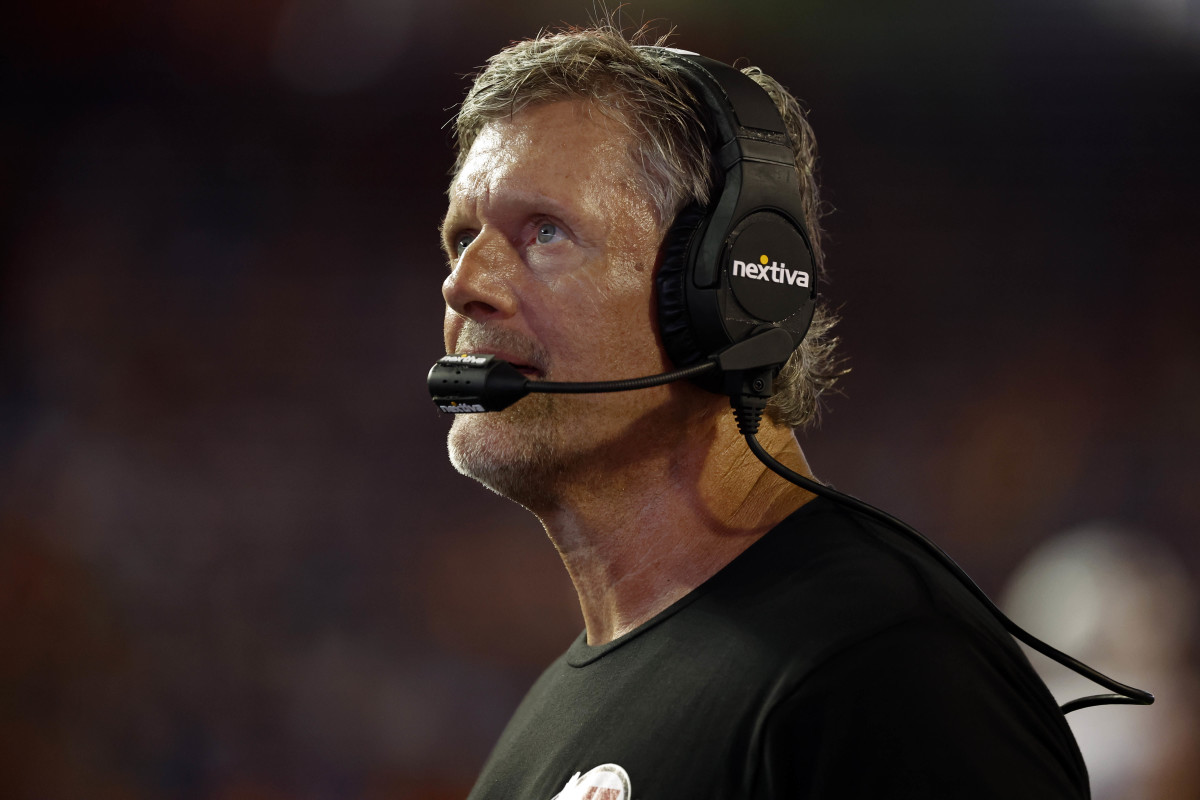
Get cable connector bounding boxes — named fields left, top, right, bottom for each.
left=729, top=370, right=772, bottom=437
left=709, top=326, right=794, bottom=436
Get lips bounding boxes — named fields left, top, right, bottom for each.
left=451, top=323, right=549, bottom=380
left=463, top=350, right=544, bottom=379
left=512, top=364, right=541, bottom=378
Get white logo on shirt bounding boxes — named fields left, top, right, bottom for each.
left=551, top=763, right=631, bottom=800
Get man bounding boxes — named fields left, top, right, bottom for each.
left=437, top=23, right=1090, bottom=799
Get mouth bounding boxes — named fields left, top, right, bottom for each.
left=460, top=350, right=544, bottom=379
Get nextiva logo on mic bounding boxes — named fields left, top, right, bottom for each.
left=439, top=401, right=488, bottom=413
left=438, top=354, right=489, bottom=367
left=725, top=211, right=814, bottom=324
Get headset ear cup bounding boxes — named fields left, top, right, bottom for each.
left=656, top=204, right=711, bottom=370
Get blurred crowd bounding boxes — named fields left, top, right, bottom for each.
left=2, top=0, right=1198, bottom=797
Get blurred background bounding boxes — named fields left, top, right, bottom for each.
left=2, top=0, right=1198, bottom=797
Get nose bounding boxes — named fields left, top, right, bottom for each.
left=442, top=230, right=519, bottom=324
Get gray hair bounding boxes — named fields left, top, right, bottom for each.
left=452, top=24, right=844, bottom=428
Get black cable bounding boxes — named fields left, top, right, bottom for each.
left=733, top=400, right=1153, bottom=715
left=530, top=361, right=716, bottom=393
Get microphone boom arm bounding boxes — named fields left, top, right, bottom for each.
left=428, top=354, right=717, bottom=413
left=427, top=327, right=795, bottom=414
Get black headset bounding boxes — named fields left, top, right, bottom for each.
left=646, top=48, right=818, bottom=392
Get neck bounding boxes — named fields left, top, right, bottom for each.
left=529, top=407, right=816, bottom=646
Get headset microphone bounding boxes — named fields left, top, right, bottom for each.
left=427, top=327, right=796, bottom=414
left=427, top=355, right=714, bottom=413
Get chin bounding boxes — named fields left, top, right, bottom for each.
left=446, top=397, right=561, bottom=505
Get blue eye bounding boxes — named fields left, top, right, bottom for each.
left=535, top=223, right=559, bottom=245
left=454, top=232, right=476, bottom=257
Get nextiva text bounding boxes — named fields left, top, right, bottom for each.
left=439, top=403, right=486, bottom=413
left=731, top=259, right=810, bottom=287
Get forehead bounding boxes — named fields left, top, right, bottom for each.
left=449, top=99, right=643, bottom=212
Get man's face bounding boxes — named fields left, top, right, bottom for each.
left=440, top=99, right=688, bottom=504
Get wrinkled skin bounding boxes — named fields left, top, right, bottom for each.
left=440, top=99, right=707, bottom=510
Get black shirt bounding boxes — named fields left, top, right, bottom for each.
left=467, top=496, right=1090, bottom=799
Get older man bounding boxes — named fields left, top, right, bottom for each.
left=435, top=24, right=1090, bottom=800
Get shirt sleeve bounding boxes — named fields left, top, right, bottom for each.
left=750, top=617, right=1090, bottom=799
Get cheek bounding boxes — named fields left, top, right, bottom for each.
left=579, top=272, right=662, bottom=368
left=593, top=245, right=662, bottom=351
left=547, top=262, right=655, bottom=328
left=606, top=238, right=662, bottom=333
